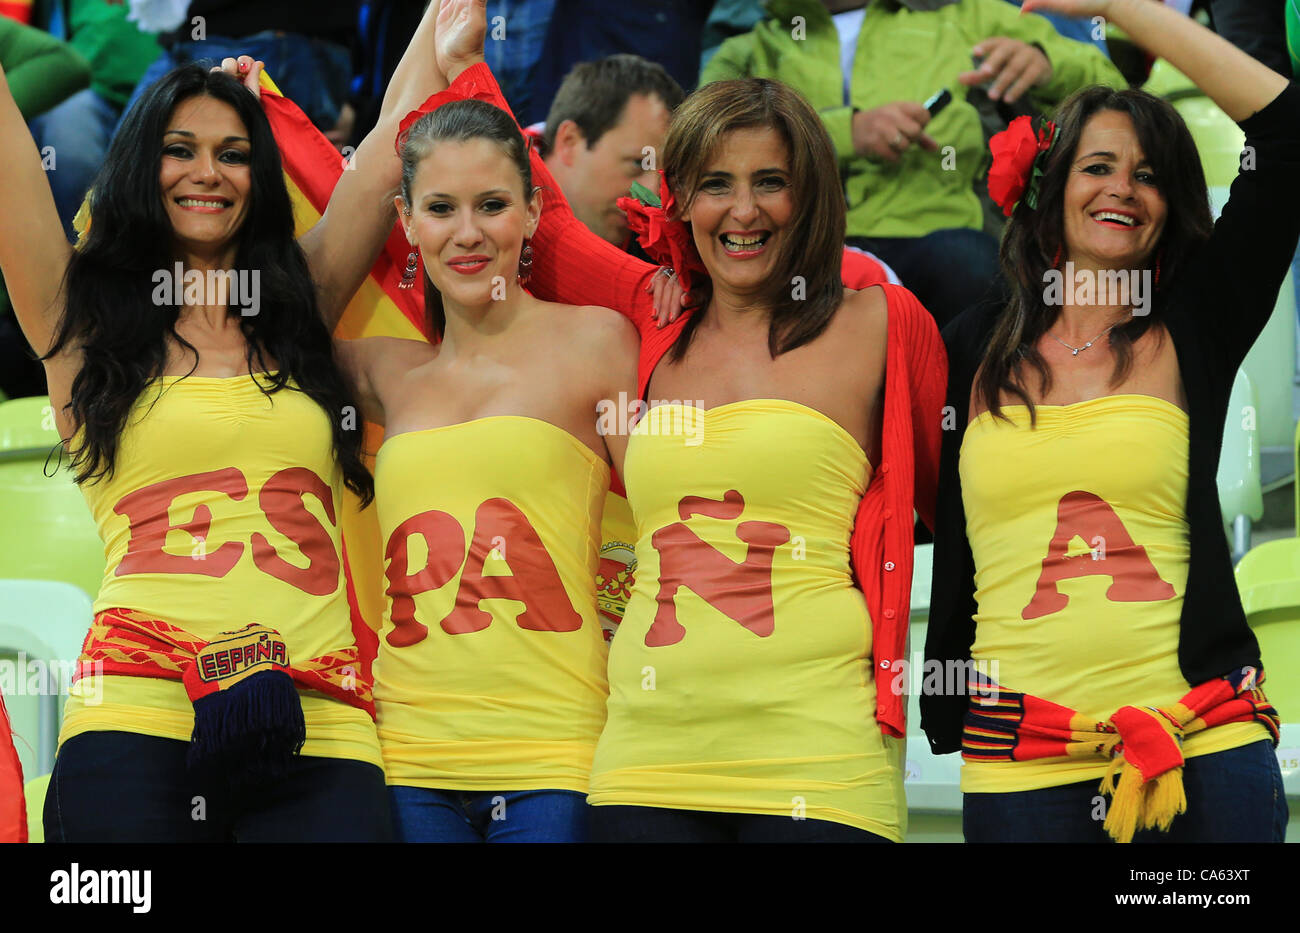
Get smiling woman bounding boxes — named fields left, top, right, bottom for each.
left=924, top=0, right=1299, bottom=844
left=159, top=96, right=253, bottom=258
left=327, top=92, right=640, bottom=843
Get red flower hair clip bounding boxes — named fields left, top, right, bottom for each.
left=988, top=115, right=1059, bottom=217
left=616, top=171, right=707, bottom=294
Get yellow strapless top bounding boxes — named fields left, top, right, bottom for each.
left=59, top=374, right=380, bottom=769
left=373, top=416, right=611, bottom=791
left=589, top=400, right=906, bottom=840
left=960, top=395, right=1266, bottom=793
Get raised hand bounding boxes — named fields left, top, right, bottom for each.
left=211, top=55, right=264, bottom=99
left=436, top=0, right=489, bottom=84
left=1020, top=0, right=1111, bottom=19
left=957, top=37, right=1052, bottom=103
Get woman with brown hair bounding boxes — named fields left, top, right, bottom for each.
left=426, top=0, right=946, bottom=843
left=923, top=0, right=1297, bottom=843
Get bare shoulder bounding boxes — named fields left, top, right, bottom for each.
left=545, top=302, right=639, bottom=357
left=833, top=285, right=889, bottom=344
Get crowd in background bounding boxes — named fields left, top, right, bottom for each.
left=0, top=0, right=1294, bottom=400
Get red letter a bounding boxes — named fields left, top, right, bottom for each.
left=441, top=498, right=583, bottom=635
left=1022, top=490, right=1176, bottom=620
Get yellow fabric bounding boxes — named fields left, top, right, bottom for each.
left=373, top=417, right=611, bottom=791
left=959, top=395, right=1267, bottom=793
left=60, top=374, right=381, bottom=767
left=589, top=401, right=905, bottom=840
left=59, top=677, right=382, bottom=768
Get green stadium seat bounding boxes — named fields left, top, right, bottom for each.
left=1217, top=369, right=1263, bottom=563
left=0, top=397, right=104, bottom=598
left=0, top=579, right=93, bottom=780
left=1294, top=414, right=1300, bottom=536
left=1233, top=540, right=1300, bottom=724
left=24, top=773, right=48, bottom=843
left=904, top=542, right=963, bottom=840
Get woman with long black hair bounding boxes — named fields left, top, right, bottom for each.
left=0, top=6, right=445, bottom=841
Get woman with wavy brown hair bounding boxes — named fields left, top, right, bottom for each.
left=924, top=0, right=1297, bottom=843
left=422, top=0, right=946, bottom=843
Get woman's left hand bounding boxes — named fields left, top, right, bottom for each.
left=647, top=267, right=688, bottom=327
left=211, top=55, right=264, bottom=99
left=436, top=0, right=488, bottom=84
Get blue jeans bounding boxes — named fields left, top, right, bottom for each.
left=963, top=739, right=1288, bottom=843
left=848, top=228, right=1002, bottom=328
left=590, top=805, right=893, bottom=843
left=389, top=786, right=591, bottom=842
left=28, top=89, right=122, bottom=242
left=121, top=32, right=352, bottom=133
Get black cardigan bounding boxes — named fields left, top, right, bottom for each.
left=921, top=81, right=1300, bottom=755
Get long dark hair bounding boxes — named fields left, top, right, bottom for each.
left=45, top=65, right=373, bottom=504
left=397, top=99, right=534, bottom=340
left=977, top=86, right=1214, bottom=422
left=664, top=78, right=845, bottom=360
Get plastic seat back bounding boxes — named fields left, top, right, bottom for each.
left=0, top=580, right=93, bottom=779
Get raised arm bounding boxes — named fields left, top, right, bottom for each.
left=0, top=63, right=74, bottom=360
left=298, top=0, right=449, bottom=329
left=1022, top=0, right=1287, bottom=120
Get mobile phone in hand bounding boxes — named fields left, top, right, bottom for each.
left=924, top=88, right=952, bottom=117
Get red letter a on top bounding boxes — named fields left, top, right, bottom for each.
left=1022, top=490, right=1175, bottom=621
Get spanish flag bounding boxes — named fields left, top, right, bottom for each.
left=258, top=72, right=429, bottom=673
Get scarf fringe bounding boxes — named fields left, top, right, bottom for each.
left=1099, top=756, right=1188, bottom=843
left=188, top=669, right=307, bottom=784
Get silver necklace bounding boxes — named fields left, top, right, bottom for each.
left=1050, top=323, right=1117, bottom=356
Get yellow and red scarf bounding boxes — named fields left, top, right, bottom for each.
left=962, top=666, right=1280, bottom=842
left=75, top=608, right=374, bottom=777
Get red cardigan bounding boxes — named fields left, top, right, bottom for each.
left=418, top=63, right=948, bottom=737
left=0, top=690, right=25, bottom=843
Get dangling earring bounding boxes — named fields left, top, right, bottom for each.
left=1153, top=251, right=1162, bottom=288
left=1051, top=246, right=1062, bottom=268
left=517, top=238, right=534, bottom=287
left=399, top=247, right=419, bottom=289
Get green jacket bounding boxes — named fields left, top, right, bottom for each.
left=701, top=0, right=1124, bottom=239
left=0, top=15, right=89, bottom=119
left=64, top=0, right=161, bottom=108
